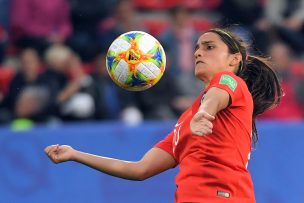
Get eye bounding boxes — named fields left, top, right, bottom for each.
left=206, top=45, right=214, bottom=50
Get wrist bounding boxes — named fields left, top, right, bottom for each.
left=198, top=107, right=212, bottom=115
left=70, top=149, right=80, bottom=161
left=198, top=100, right=218, bottom=116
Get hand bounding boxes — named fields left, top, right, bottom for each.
left=190, top=110, right=215, bottom=136
left=284, top=17, right=303, bottom=31
left=44, top=144, right=76, bottom=164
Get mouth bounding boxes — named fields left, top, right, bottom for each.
left=195, top=61, right=204, bottom=65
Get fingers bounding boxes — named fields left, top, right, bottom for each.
left=204, top=119, right=213, bottom=129
left=193, top=111, right=215, bottom=122
left=190, top=119, right=213, bottom=135
left=192, top=126, right=213, bottom=136
left=200, top=111, right=215, bottom=121
left=44, top=144, right=59, bottom=154
left=44, top=144, right=60, bottom=163
left=51, top=153, right=59, bottom=164
left=190, top=111, right=214, bottom=136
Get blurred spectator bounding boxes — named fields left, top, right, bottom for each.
left=66, top=0, right=110, bottom=62
left=61, top=54, right=97, bottom=121
left=99, top=0, right=146, bottom=51
left=218, top=0, right=264, bottom=26
left=4, top=48, right=41, bottom=114
left=262, top=0, right=304, bottom=54
left=10, top=0, right=72, bottom=54
left=37, top=45, right=72, bottom=119
left=216, top=0, right=268, bottom=53
left=160, top=5, right=199, bottom=75
left=14, top=86, right=50, bottom=122
left=260, top=42, right=304, bottom=120
left=39, top=45, right=98, bottom=121
left=159, top=5, right=202, bottom=111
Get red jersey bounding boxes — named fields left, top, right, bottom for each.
left=155, top=71, right=255, bottom=203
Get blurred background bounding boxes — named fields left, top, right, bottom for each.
left=0, top=0, right=304, bottom=202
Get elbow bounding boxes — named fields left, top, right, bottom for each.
left=135, top=169, right=150, bottom=181
left=133, top=163, right=151, bottom=181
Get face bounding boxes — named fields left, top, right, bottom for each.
left=15, top=91, right=40, bottom=117
left=194, top=32, right=238, bottom=82
left=269, top=43, right=291, bottom=70
left=116, top=0, right=135, bottom=21
left=173, top=9, right=190, bottom=27
left=21, top=49, right=40, bottom=74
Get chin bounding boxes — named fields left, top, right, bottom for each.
left=195, top=67, right=206, bottom=78
left=195, top=68, right=212, bottom=84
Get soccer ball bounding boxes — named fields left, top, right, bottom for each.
left=106, top=31, right=166, bottom=91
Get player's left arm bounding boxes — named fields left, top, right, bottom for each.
left=190, top=87, right=230, bottom=136
left=200, top=87, right=230, bottom=116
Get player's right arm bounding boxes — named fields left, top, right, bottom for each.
left=45, top=145, right=177, bottom=181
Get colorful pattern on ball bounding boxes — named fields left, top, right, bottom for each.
left=106, top=31, right=166, bottom=91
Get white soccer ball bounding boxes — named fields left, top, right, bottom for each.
left=106, top=31, right=166, bottom=91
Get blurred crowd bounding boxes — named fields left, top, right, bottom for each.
left=0, top=0, right=304, bottom=126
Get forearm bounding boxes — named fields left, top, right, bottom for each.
left=45, top=145, right=176, bottom=181
left=73, top=150, right=144, bottom=180
left=57, top=82, right=81, bottom=103
left=198, top=87, right=230, bottom=116
left=199, top=97, right=221, bottom=116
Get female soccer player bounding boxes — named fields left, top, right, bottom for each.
left=45, top=28, right=282, bottom=202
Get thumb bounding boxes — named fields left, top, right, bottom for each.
left=198, top=110, right=215, bottom=121
left=193, top=111, right=205, bottom=121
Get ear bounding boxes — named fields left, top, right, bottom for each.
left=228, top=53, right=242, bottom=68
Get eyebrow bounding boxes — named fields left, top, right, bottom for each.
left=195, top=41, right=215, bottom=50
left=200, top=40, right=214, bottom=45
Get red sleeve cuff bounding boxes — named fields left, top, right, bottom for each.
left=154, top=142, right=174, bottom=158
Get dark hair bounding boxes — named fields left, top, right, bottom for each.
left=207, top=28, right=283, bottom=145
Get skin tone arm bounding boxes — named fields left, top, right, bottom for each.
left=57, top=55, right=86, bottom=104
left=190, top=86, right=230, bottom=136
left=45, top=145, right=177, bottom=181
left=57, top=81, right=81, bottom=103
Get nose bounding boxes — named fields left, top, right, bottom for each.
left=194, top=48, right=202, bottom=59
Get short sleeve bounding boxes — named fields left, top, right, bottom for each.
left=154, top=131, right=174, bottom=158
left=207, top=71, right=244, bottom=106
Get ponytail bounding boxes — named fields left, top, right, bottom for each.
left=238, top=55, right=283, bottom=144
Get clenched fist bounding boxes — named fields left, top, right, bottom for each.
left=44, top=144, right=76, bottom=164
left=190, top=110, right=215, bottom=136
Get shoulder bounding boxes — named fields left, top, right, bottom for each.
left=210, top=71, right=247, bottom=92
left=206, top=71, right=252, bottom=105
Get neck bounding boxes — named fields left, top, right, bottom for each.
left=200, top=75, right=211, bottom=88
